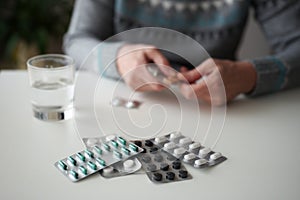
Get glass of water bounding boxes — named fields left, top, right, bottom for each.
left=27, top=54, right=75, bottom=121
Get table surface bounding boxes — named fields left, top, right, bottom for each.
left=0, top=70, right=300, bottom=200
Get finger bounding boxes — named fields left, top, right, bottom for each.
left=178, top=58, right=217, bottom=83
left=135, top=66, right=166, bottom=91
left=180, top=81, right=208, bottom=99
left=145, top=48, right=174, bottom=76
left=137, top=83, right=165, bottom=92
left=180, top=66, right=188, bottom=73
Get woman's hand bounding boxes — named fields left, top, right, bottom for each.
left=178, top=58, right=257, bottom=105
left=117, top=44, right=171, bottom=91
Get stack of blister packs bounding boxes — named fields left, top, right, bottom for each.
left=54, top=132, right=227, bottom=184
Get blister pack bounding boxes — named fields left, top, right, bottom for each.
left=146, top=63, right=186, bottom=86
left=153, top=132, right=227, bottom=168
left=133, top=140, right=192, bottom=184
left=111, top=97, right=141, bottom=109
left=54, top=135, right=143, bottom=182
left=99, top=158, right=142, bottom=178
left=83, top=136, right=142, bottom=179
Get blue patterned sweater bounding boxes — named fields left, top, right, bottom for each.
left=64, top=0, right=300, bottom=96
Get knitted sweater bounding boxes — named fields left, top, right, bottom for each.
left=63, top=0, right=300, bottom=96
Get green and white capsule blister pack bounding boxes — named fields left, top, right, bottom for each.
left=153, top=132, right=227, bottom=168
left=54, top=135, right=143, bottom=182
left=83, top=136, right=142, bottom=179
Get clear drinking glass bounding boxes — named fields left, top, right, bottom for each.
left=27, top=54, right=75, bottom=121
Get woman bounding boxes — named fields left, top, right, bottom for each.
left=64, top=0, right=300, bottom=105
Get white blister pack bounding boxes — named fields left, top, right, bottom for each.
left=54, top=135, right=143, bottom=182
left=153, top=132, right=227, bottom=168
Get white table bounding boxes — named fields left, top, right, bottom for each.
left=0, top=70, right=300, bottom=200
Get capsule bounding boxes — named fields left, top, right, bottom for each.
left=210, top=152, right=222, bottom=161
left=79, top=166, right=87, bottom=175
left=173, top=147, right=186, bottom=157
left=163, top=142, right=176, bottom=150
left=183, top=153, right=196, bottom=161
left=96, top=158, right=106, bottom=166
left=103, top=143, right=111, bottom=151
left=58, top=160, right=68, bottom=170
left=94, top=146, right=102, bottom=155
left=189, top=142, right=201, bottom=150
left=87, top=161, right=97, bottom=170
left=154, top=136, right=168, bottom=144
left=111, top=140, right=118, bottom=148
left=121, top=147, right=130, bottom=155
left=114, top=150, right=122, bottom=159
left=179, top=137, right=192, bottom=146
left=169, top=132, right=182, bottom=140
left=67, top=156, right=77, bottom=166
left=76, top=152, right=86, bottom=162
left=85, top=149, right=94, bottom=158
left=118, top=137, right=127, bottom=145
left=129, top=143, right=138, bottom=152
left=194, top=159, right=208, bottom=167
left=69, top=170, right=79, bottom=180
left=199, top=147, right=211, bottom=158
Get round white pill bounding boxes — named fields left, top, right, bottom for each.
left=102, top=166, right=114, bottom=175
left=210, top=152, right=222, bottom=161
left=111, top=98, right=125, bottom=107
left=155, top=136, right=168, bottom=143
left=189, top=142, right=201, bottom=150
left=163, top=142, right=176, bottom=150
left=199, top=147, right=211, bottom=158
left=86, top=138, right=98, bottom=146
left=194, top=159, right=208, bottom=167
left=183, top=153, right=196, bottom=161
left=174, top=147, right=186, bottom=156
left=123, top=159, right=135, bottom=171
left=179, top=137, right=192, bottom=146
left=169, top=132, right=182, bottom=140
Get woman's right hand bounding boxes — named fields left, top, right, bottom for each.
left=116, top=44, right=171, bottom=91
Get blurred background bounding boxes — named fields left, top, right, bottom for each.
left=0, top=0, right=74, bottom=69
left=0, top=0, right=269, bottom=70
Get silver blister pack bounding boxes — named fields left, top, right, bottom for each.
left=99, top=158, right=142, bottom=178
left=54, top=135, right=143, bottom=182
left=146, top=63, right=186, bottom=86
left=153, top=132, right=227, bottom=168
left=133, top=140, right=192, bottom=184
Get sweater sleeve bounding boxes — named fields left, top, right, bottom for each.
left=248, top=0, right=300, bottom=96
left=63, top=0, right=123, bottom=79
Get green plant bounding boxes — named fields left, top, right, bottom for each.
left=0, top=0, right=73, bottom=64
